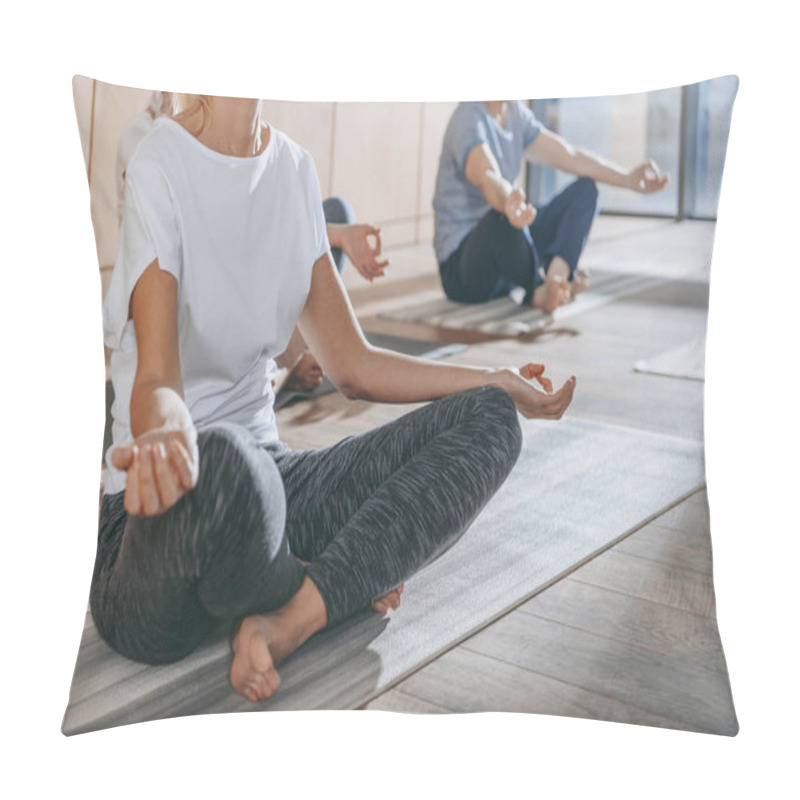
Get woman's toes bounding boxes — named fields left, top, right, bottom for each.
left=265, top=670, right=281, bottom=696
left=372, top=584, right=406, bottom=614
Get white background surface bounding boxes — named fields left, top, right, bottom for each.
left=3, top=1, right=796, bottom=796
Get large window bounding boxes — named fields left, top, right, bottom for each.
left=527, top=75, right=738, bottom=221
left=691, top=77, right=739, bottom=218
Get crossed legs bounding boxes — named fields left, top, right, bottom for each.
left=439, top=177, right=598, bottom=311
left=91, top=386, right=523, bottom=701
left=231, top=385, right=522, bottom=699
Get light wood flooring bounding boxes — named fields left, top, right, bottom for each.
left=275, top=215, right=738, bottom=736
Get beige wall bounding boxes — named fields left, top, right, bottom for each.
left=73, top=77, right=456, bottom=295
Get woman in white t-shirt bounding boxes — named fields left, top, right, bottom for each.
left=94, top=92, right=576, bottom=703
left=115, top=93, right=386, bottom=396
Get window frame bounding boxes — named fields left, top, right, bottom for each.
left=526, top=80, right=733, bottom=222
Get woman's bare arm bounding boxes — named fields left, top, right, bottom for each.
left=111, top=260, right=198, bottom=515
left=297, top=253, right=576, bottom=420
left=127, top=262, right=188, bottom=435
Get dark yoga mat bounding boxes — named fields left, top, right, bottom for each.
left=273, top=331, right=468, bottom=409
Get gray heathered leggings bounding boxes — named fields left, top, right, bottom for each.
left=90, top=385, right=522, bottom=665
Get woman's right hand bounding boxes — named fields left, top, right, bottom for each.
left=111, top=425, right=199, bottom=516
left=496, top=364, right=576, bottom=420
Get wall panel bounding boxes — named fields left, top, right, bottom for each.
left=72, top=76, right=95, bottom=177
left=418, top=103, right=456, bottom=216
left=89, top=81, right=151, bottom=267
left=261, top=100, right=335, bottom=196
left=417, top=101, right=457, bottom=246
left=331, top=102, right=422, bottom=239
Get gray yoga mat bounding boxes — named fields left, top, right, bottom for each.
left=274, top=331, right=468, bottom=409
left=63, top=416, right=704, bottom=735
left=379, top=271, right=659, bottom=334
left=634, top=336, right=706, bottom=381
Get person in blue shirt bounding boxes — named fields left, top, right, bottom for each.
left=433, top=101, right=669, bottom=312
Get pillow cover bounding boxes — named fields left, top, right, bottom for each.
left=63, top=75, right=738, bottom=736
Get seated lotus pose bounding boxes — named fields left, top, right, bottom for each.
left=432, top=101, right=669, bottom=312
left=94, top=93, right=576, bottom=703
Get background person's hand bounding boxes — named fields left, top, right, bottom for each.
left=627, top=160, right=669, bottom=194
left=111, top=425, right=199, bottom=516
left=283, top=351, right=324, bottom=392
left=498, top=363, right=576, bottom=419
left=341, top=223, right=389, bottom=282
left=504, top=188, right=536, bottom=229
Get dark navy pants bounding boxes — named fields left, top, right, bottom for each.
left=440, top=177, right=599, bottom=305
left=322, top=196, right=355, bottom=275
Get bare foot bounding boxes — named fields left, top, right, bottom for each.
left=230, top=615, right=285, bottom=703
left=532, top=276, right=571, bottom=313
left=230, top=576, right=327, bottom=703
left=298, top=554, right=403, bottom=615
left=284, top=352, right=323, bottom=392
left=372, top=584, right=405, bottom=614
left=571, top=269, right=589, bottom=299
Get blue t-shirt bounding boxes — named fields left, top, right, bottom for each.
left=432, top=101, right=543, bottom=263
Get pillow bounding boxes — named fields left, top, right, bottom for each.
left=63, top=75, right=738, bottom=737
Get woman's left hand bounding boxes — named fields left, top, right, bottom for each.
left=497, top=363, right=576, bottom=420
left=341, top=224, right=389, bottom=282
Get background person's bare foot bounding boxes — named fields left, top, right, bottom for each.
left=284, top=352, right=323, bottom=392
left=571, top=269, right=589, bottom=299
left=532, top=276, right=571, bottom=313
left=372, top=584, right=405, bottom=614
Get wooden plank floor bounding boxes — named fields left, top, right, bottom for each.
left=275, top=215, right=737, bottom=735
left=366, top=488, right=737, bottom=736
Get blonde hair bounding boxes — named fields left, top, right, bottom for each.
left=148, top=91, right=175, bottom=118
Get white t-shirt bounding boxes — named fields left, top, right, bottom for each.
left=103, top=117, right=329, bottom=494
left=116, top=110, right=158, bottom=225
